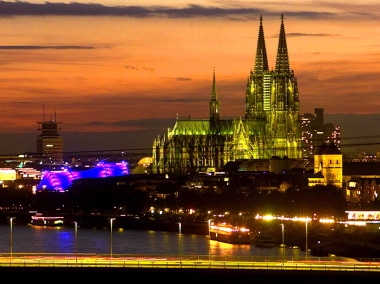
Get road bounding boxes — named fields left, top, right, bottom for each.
left=1, top=255, right=380, bottom=283
left=1, top=254, right=380, bottom=272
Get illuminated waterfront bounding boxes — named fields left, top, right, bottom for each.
left=2, top=224, right=379, bottom=283
left=0, top=224, right=306, bottom=259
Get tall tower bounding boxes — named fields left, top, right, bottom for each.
left=209, top=67, right=220, bottom=124
left=152, top=14, right=303, bottom=174
left=245, top=15, right=270, bottom=119
left=37, top=108, right=63, bottom=162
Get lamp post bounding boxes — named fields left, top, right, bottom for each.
left=74, top=221, right=78, bottom=266
left=9, top=217, right=15, bottom=259
left=208, top=220, right=211, bottom=261
left=178, top=222, right=182, bottom=265
left=110, top=218, right=115, bottom=258
left=305, top=218, right=308, bottom=260
left=281, top=223, right=285, bottom=266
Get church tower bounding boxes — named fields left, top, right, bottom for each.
left=152, top=15, right=302, bottom=174
left=245, top=15, right=270, bottom=119
left=209, top=67, right=220, bottom=124
left=267, top=14, right=301, bottom=158
left=314, top=142, right=343, bottom=187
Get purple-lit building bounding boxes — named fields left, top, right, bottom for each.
left=37, top=160, right=129, bottom=192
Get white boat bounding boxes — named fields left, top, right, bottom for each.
left=210, top=222, right=251, bottom=244
left=31, top=213, right=64, bottom=226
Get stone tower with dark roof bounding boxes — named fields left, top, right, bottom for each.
left=313, top=142, right=343, bottom=187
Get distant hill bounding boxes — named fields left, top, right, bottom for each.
left=1, top=114, right=380, bottom=157
left=325, top=113, right=380, bottom=156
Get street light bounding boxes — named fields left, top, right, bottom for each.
left=281, top=223, right=285, bottom=266
left=74, top=221, right=78, bottom=266
left=305, top=218, right=308, bottom=260
left=208, top=219, right=211, bottom=261
left=9, top=217, right=15, bottom=259
left=178, top=222, right=182, bottom=265
left=109, top=218, right=115, bottom=258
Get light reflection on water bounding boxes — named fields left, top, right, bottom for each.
left=210, top=240, right=302, bottom=259
left=0, top=224, right=303, bottom=258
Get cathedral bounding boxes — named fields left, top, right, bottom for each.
left=152, top=15, right=302, bottom=174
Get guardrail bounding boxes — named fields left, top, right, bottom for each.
left=1, top=252, right=380, bottom=263
left=1, top=253, right=380, bottom=272
left=2, top=259, right=380, bottom=272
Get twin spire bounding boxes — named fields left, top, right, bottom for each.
left=211, top=14, right=292, bottom=120
left=254, top=13, right=290, bottom=74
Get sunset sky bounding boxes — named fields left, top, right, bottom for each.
left=1, top=0, right=380, bottom=155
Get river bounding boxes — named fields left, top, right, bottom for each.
left=0, top=223, right=306, bottom=259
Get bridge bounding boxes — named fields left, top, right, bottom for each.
left=1, top=253, right=380, bottom=282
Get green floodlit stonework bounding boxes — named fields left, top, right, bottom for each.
left=152, top=15, right=302, bottom=174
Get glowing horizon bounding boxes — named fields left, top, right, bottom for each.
left=1, top=1, right=380, bottom=155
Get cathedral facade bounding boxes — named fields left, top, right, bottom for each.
left=152, top=15, right=302, bottom=174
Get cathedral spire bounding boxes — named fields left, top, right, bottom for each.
left=211, top=67, right=217, bottom=101
left=275, top=14, right=290, bottom=74
left=210, top=67, right=220, bottom=122
left=254, top=15, right=269, bottom=73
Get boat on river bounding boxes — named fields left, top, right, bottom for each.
left=252, top=233, right=276, bottom=247
left=209, top=222, right=251, bottom=244
left=31, top=213, right=64, bottom=226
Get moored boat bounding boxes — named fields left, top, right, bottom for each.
left=31, top=213, right=64, bottom=226
left=210, top=222, right=251, bottom=244
left=252, top=233, right=276, bottom=247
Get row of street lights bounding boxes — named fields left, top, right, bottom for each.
left=8, top=217, right=116, bottom=260
left=8, top=217, right=309, bottom=260
left=9, top=217, right=185, bottom=261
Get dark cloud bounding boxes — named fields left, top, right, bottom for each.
left=86, top=118, right=176, bottom=129
left=160, top=76, right=192, bottom=81
left=0, top=45, right=94, bottom=49
left=0, top=1, right=337, bottom=19
left=124, top=65, right=139, bottom=70
left=159, top=97, right=209, bottom=103
left=141, top=67, right=155, bottom=72
left=286, top=33, right=339, bottom=37
left=124, top=66, right=155, bottom=72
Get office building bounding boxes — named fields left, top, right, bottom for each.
left=36, top=111, right=63, bottom=162
left=301, top=108, right=341, bottom=158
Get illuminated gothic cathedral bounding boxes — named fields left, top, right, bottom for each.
left=152, top=15, right=302, bottom=174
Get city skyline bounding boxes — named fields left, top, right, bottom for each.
left=1, top=1, right=380, bottom=155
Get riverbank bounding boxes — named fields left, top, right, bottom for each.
left=1, top=211, right=380, bottom=260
